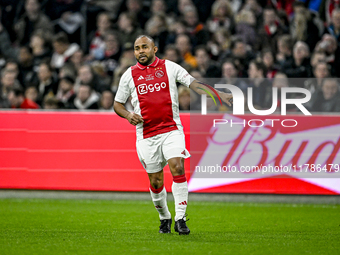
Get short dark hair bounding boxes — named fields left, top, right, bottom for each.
left=250, top=59, right=267, bottom=76
left=135, top=34, right=155, bottom=45
left=222, top=59, right=236, bottom=67
left=60, top=75, right=75, bottom=85
left=120, top=12, right=137, bottom=27
left=5, top=59, right=18, bottom=66
left=53, top=32, right=69, bottom=44
left=230, top=38, right=244, bottom=50
left=104, top=30, right=119, bottom=43
left=313, top=60, right=330, bottom=72
left=20, top=45, right=33, bottom=54
left=39, top=61, right=53, bottom=72
left=44, top=96, right=59, bottom=107
left=194, top=45, right=209, bottom=55
left=26, top=0, right=42, bottom=4
left=293, top=1, right=306, bottom=8
left=261, top=48, right=276, bottom=61
left=79, top=83, right=93, bottom=92
left=9, top=86, right=24, bottom=97
left=97, top=12, right=111, bottom=23
left=101, top=89, right=114, bottom=96
left=263, top=6, right=277, bottom=13
left=165, top=44, right=180, bottom=55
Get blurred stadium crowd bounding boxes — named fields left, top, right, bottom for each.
left=0, top=0, right=340, bottom=113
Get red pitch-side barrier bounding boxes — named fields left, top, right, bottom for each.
left=0, top=111, right=339, bottom=194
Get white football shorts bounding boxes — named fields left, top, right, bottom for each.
left=136, top=130, right=190, bottom=173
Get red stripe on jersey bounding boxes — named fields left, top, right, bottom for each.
left=132, top=58, right=178, bottom=139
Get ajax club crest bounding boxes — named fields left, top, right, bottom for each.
left=155, top=70, right=164, bottom=78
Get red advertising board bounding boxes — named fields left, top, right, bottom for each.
left=0, top=111, right=190, bottom=192
left=189, top=113, right=340, bottom=194
left=0, top=111, right=339, bottom=194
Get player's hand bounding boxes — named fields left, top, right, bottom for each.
left=127, top=112, right=143, bottom=126
left=220, top=92, right=233, bottom=107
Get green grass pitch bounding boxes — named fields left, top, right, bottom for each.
left=0, top=198, right=339, bottom=255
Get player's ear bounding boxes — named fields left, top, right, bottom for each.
left=154, top=46, right=158, bottom=54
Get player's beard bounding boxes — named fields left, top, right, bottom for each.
left=138, top=54, right=153, bottom=66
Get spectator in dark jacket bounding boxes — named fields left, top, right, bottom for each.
left=0, top=22, right=19, bottom=60
left=235, top=9, right=258, bottom=49
left=14, top=0, right=54, bottom=46
left=98, top=31, right=121, bottom=78
left=7, top=85, right=39, bottom=109
left=220, top=60, right=249, bottom=94
left=247, top=59, right=272, bottom=109
left=75, top=64, right=109, bottom=93
left=29, top=30, right=52, bottom=70
left=36, top=62, right=59, bottom=105
left=56, top=75, right=76, bottom=109
left=206, top=0, right=235, bottom=35
left=117, top=12, right=143, bottom=46
left=314, top=34, right=340, bottom=77
left=144, top=14, right=168, bottom=55
left=281, top=41, right=312, bottom=79
left=290, top=1, right=321, bottom=51
left=182, top=5, right=210, bottom=46
left=257, top=7, right=288, bottom=52
left=87, top=12, right=113, bottom=60
left=73, top=84, right=99, bottom=110
left=310, top=77, right=340, bottom=112
left=219, top=38, right=256, bottom=77
left=99, top=90, right=114, bottom=110
left=276, top=34, right=293, bottom=66
left=194, top=45, right=221, bottom=78
left=304, top=61, right=331, bottom=94
left=324, top=9, right=340, bottom=43
left=18, top=46, right=38, bottom=88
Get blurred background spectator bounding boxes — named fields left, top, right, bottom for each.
left=51, top=32, right=79, bottom=70
left=247, top=59, right=272, bottom=109
left=309, top=77, right=340, bottom=112
left=14, top=0, right=53, bottom=46
left=73, top=83, right=99, bottom=110
left=7, top=85, right=39, bottom=109
left=56, top=75, right=76, bottom=109
left=99, top=89, right=114, bottom=110
left=0, top=0, right=339, bottom=114
left=178, top=85, right=191, bottom=110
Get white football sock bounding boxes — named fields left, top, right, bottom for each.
left=172, top=181, right=188, bottom=221
left=150, top=186, right=171, bottom=220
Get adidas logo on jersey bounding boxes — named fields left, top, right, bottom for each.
left=138, top=75, right=144, bottom=81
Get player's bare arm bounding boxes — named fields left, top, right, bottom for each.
left=189, top=80, right=233, bottom=106
left=113, top=101, right=143, bottom=126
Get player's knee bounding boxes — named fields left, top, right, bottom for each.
left=149, top=174, right=163, bottom=189
left=171, top=163, right=184, bottom=176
